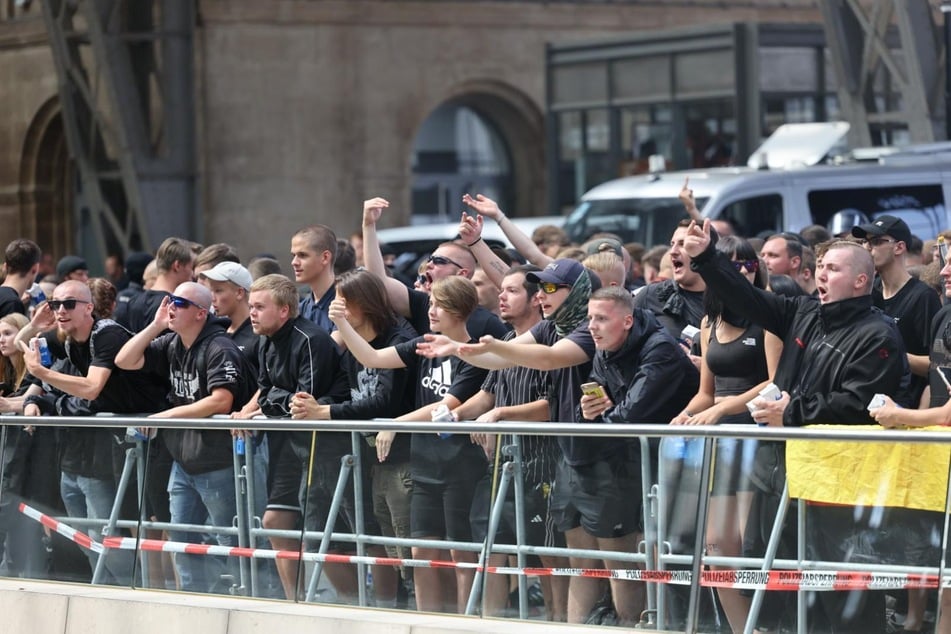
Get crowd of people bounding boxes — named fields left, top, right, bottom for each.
left=0, top=183, right=947, bottom=633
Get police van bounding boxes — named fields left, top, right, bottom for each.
left=563, top=123, right=951, bottom=247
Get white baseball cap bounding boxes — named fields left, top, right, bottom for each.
left=200, top=261, right=252, bottom=291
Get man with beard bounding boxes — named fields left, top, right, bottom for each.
left=633, top=220, right=706, bottom=368
left=21, top=279, right=167, bottom=583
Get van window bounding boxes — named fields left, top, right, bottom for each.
left=808, top=185, right=946, bottom=240
left=717, top=194, right=784, bottom=239
left=564, top=197, right=700, bottom=246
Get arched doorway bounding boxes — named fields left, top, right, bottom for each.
left=410, top=83, right=546, bottom=223
left=19, top=98, right=74, bottom=264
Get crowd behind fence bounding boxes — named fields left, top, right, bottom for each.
left=2, top=415, right=951, bottom=634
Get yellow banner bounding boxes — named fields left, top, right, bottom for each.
left=787, top=425, right=951, bottom=512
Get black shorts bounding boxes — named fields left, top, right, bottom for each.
left=267, top=433, right=303, bottom=513
left=550, top=454, right=642, bottom=538
left=469, top=468, right=564, bottom=549
left=710, top=437, right=757, bottom=496
left=410, top=453, right=485, bottom=542
left=300, top=451, right=380, bottom=552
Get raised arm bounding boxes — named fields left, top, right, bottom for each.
left=361, top=197, right=412, bottom=317
left=330, top=297, right=405, bottom=369
left=116, top=297, right=170, bottom=370
left=14, top=302, right=56, bottom=349
left=463, top=193, right=553, bottom=268
left=456, top=213, right=510, bottom=288
left=20, top=343, right=112, bottom=402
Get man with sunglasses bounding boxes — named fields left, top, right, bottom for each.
left=18, top=279, right=168, bottom=584
left=116, top=281, right=257, bottom=593
left=361, top=197, right=508, bottom=341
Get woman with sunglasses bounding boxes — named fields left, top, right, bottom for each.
left=670, top=235, right=782, bottom=634
left=329, top=275, right=488, bottom=615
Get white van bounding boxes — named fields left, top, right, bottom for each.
left=563, top=123, right=951, bottom=247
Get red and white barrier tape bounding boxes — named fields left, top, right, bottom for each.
left=18, top=502, right=103, bottom=555
left=19, top=502, right=944, bottom=593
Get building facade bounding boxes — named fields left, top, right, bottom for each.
left=1, top=0, right=823, bottom=269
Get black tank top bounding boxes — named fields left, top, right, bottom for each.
left=706, top=322, right=769, bottom=398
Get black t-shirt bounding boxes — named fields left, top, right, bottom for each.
left=229, top=317, right=261, bottom=380
left=57, top=319, right=167, bottom=415
left=929, top=305, right=951, bottom=408
left=874, top=276, right=941, bottom=403
left=120, top=289, right=169, bottom=333
left=0, top=286, right=26, bottom=318
left=528, top=319, right=595, bottom=424
left=331, top=319, right=418, bottom=465
left=633, top=279, right=704, bottom=343
left=407, top=288, right=510, bottom=340
left=395, top=335, right=487, bottom=484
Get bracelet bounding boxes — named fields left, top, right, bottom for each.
left=466, top=237, right=483, bottom=247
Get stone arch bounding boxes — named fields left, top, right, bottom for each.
left=19, top=96, right=74, bottom=261
left=410, top=80, right=546, bottom=219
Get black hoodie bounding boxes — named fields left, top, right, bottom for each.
left=145, top=316, right=256, bottom=474
left=571, top=309, right=699, bottom=465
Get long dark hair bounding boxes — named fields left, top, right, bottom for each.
left=703, top=235, right=767, bottom=327
left=335, top=268, right=397, bottom=335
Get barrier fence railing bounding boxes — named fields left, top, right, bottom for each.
left=1, top=414, right=950, bottom=634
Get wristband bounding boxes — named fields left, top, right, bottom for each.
left=466, top=237, right=483, bottom=247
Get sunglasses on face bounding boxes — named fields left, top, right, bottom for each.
left=427, top=254, right=464, bottom=269
left=539, top=282, right=570, bottom=294
left=169, top=295, right=207, bottom=311
left=48, top=299, right=89, bottom=311
left=731, top=259, right=760, bottom=273
left=860, top=237, right=896, bottom=248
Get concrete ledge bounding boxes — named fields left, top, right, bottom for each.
left=0, top=579, right=657, bottom=634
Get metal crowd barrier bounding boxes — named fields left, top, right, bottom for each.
left=3, top=414, right=951, bottom=634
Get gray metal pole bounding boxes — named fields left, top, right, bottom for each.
left=304, top=455, right=354, bottom=603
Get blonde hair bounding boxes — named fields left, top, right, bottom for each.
left=0, top=313, right=28, bottom=391
left=249, top=274, right=300, bottom=319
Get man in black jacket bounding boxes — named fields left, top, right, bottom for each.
left=242, top=274, right=352, bottom=600
left=116, top=281, right=256, bottom=593
left=574, top=287, right=698, bottom=626
left=683, top=220, right=906, bottom=633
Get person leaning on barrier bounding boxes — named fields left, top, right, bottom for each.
left=241, top=274, right=355, bottom=602
left=449, top=264, right=569, bottom=621
left=415, top=259, right=603, bottom=623
left=290, top=268, right=418, bottom=609
left=18, top=279, right=168, bottom=584
left=683, top=219, right=908, bottom=633
left=115, top=281, right=257, bottom=594
left=669, top=234, right=782, bottom=633
left=331, top=275, right=489, bottom=615
left=574, top=287, right=698, bottom=627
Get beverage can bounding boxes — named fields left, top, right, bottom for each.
left=33, top=337, right=52, bottom=368
left=235, top=436, right=246, bottom=456
left=28, top=283, right=46, bottom=306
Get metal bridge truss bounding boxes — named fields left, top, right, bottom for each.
left=821, top=0, right=946, bottom=147
left=39, top=0, right=198, bottom=257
